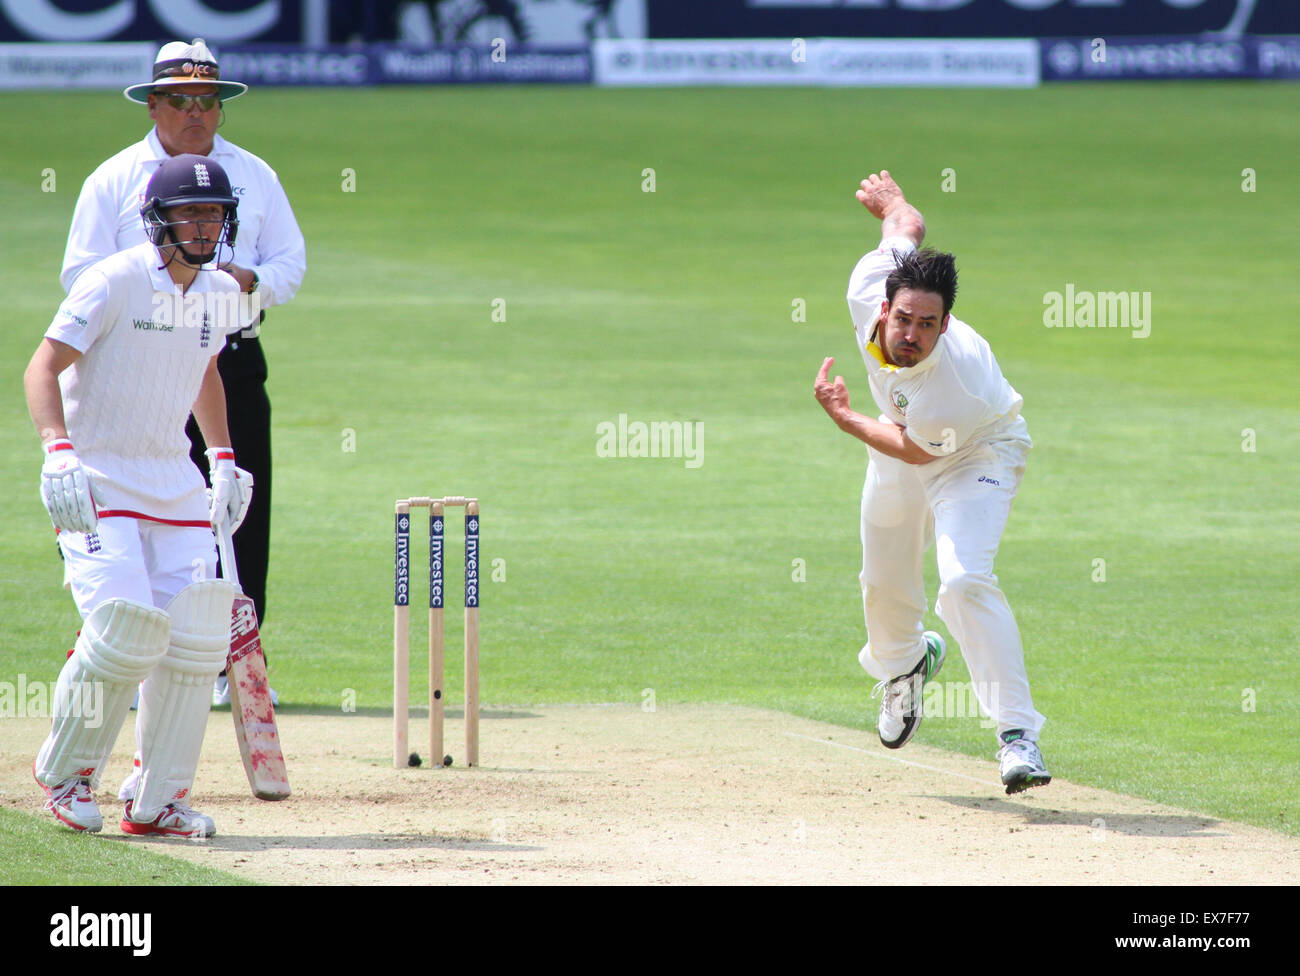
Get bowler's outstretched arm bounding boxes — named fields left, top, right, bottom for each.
left=857, top=170, right=925, bottom=247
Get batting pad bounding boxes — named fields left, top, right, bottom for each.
left=134, top=579, right=235, bottom=819
left=35, top=598, right=171, bottom=788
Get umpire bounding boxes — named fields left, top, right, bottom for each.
left=62, top=38, right=305, bottom=701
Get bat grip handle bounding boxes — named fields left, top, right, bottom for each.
left=215, top=522, right=243, bottom=593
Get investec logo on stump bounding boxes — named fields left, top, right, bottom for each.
left=50, top=906, right=151, bottom=956
left=394, top=513, right=411, bottom=607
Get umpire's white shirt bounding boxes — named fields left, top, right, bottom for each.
left=61, top=128, right=305, bottom=329
left=847, top=237, right=1029, bottom=462
left=48, top=242, right=242, bottom=522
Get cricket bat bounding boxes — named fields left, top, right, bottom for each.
left=216, top=522, right=291, bottom=801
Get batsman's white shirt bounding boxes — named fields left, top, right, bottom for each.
left=61, top=128, right=305, bottom=331
left=848, top=237, right=1030, bottom=460
left=47, top=242, right=242, bottom=523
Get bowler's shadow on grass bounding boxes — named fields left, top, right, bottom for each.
left=103, top=833, right=543, bottom=853
left=932, top=795, right=1228, bottom=837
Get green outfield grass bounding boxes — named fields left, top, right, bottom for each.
left=0, top=808, right=252, bottom=884
left=2, top=83, right=1296, bottom=883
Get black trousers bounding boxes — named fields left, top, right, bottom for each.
left=187, top=333, right=272, bottom=626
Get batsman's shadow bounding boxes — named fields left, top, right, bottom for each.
left=264, top=706, right=542, bottom=720
left=163, top=833, right=544, bottom=853
left=931, top=795, right=1229, bottom=837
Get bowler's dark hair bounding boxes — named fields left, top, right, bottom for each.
left=885, top=248, right=958, bottom=317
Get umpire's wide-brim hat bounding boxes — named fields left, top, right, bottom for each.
left=123, top=38, right=248, bottom=104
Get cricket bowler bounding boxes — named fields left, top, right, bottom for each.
left=813, top=170, right=1050, bottom=794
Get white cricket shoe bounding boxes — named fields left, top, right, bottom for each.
left=121, top=799, right=215, bottom=839
left=36, top=768, right=103, bottom=832
left=998, top=730, right=1052, bottom=794
left=214, top=674, right=278, bottom=707
left=873, top=631, right=946, bottom=749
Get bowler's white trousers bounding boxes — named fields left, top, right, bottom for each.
left=857, top=434, right=1045, bottom=739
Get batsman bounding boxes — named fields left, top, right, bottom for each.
left=814, top=170, right=1050, bottom=794
left=25, top=154, right=252, bottom=835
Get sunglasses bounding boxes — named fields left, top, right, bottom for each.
left=159, top=93, right=220, bottom=112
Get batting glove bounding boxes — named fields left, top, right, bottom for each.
left=40, top=439, right=101, bottom=534
left=205, top=447, right=254, bottom=534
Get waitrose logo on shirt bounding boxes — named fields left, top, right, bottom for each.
left=133, top=319, right=174, bottom=332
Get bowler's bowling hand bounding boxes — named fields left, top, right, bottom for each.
left=857, top=170, right=906, bottom=220
left=814, top=357, right=852, bottom=426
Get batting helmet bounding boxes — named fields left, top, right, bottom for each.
left=141, top=153, right=238, bottom=265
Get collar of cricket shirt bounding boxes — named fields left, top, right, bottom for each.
left=864, top=332, right=946, bottom=376
left=145, top=128, right=234, bottom=162
left=147, top=251, right=183, bottom=292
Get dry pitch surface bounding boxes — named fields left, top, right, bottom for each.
left=4, top=705, right=1297, bottom=885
